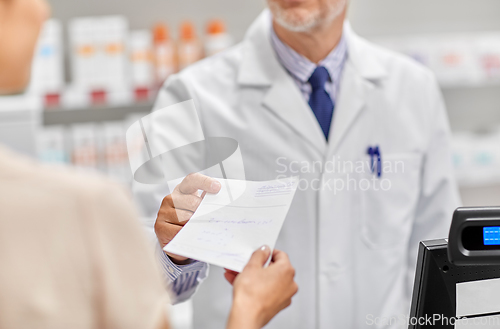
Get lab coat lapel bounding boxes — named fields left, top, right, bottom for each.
left=238, top=10, right=327, bottom=155
left=327, top=22, right=388, bottom=157
left=327, top=62, right=371, bottom=155
left=262, top=73, right=327, bottom=155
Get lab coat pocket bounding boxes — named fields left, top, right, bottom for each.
left=360, top=153, right=422, bottom=250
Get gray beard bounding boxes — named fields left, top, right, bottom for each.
left=268, top=0, right=347, bottom=33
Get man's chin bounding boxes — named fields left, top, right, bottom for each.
left=269, top=0, right=347, bottom=32
left=271, top=6, right=321, bottom=32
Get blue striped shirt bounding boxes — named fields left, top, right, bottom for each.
left=270, top=26, right=348, bottom=105
left=158, top=246, right=208, bottom=303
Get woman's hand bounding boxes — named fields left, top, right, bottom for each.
left=226, top=246, right=298, bottom=329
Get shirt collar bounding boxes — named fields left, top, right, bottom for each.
left=270, top=24, right=348, bottom=83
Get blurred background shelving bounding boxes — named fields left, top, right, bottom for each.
left=348, top=0, right=500, bottom=206
left=43, top=102, right=151, bottom=126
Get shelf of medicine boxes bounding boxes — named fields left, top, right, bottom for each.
left=42, top=102, right=153, bottom=126
left=40, top=80, right=500, bottom=126
left=440, top=80, right=500, bottom=89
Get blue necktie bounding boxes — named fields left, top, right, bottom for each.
left=308, top=66, right=334, bottom=140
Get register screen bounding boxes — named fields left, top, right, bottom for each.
left=483, top=227, right=500, bottom=245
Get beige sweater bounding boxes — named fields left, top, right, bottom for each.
left=0, top=146, right=169, bottom=329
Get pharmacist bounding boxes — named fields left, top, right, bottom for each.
left=135, top=0, right=461, bottom=328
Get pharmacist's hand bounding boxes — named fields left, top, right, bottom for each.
left=226, top=247, right=298, bottom=329
left=155, top=173, right=221, bottom=264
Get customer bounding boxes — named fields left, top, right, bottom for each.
left=0, top=1, right=298, bottom=328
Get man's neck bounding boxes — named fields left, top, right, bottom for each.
left=272, top=10, right=346, bottom=64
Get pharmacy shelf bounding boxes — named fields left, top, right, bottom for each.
left=441, top=81, right=500, bottom=90
left=42, top=102, right=153, bottom=126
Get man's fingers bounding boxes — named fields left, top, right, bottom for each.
left=163, top=208, right=193, bottom=224
left=158, top=206, right=193, bottom=224
left=154, top=221, right=183, bottom=248
left=224, top=269, right=238, bottom=285
left=154, top=221, right=189, bottom=262
left=171, top=193, right=202, bottom=212
left=178, top=173, right=221, bottom=195
left=225, top=268, right=239, bottom=276
left=245, top=245, right=271, bottom=269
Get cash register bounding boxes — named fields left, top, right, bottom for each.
left=409, top=207, right=500, bottom=329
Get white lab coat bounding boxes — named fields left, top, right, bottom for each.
left=134, top=10, right=461, bottom=329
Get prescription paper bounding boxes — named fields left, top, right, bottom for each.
left=164, top=176, right=299, bottom=272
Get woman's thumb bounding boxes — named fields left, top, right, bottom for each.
left=246, top=245, right=271, bottom=269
